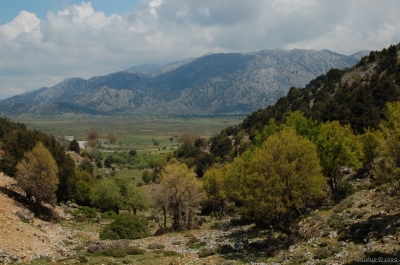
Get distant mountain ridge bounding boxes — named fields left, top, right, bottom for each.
left=0, top=49, right=359, bottom=116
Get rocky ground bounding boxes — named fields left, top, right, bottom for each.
left=1, top=172, right=400, bottom=264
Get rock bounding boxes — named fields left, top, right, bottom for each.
left=234, top=241, right=244, bottom=251
left=382, top=236, right=392, bottom=243
left=329, top=231, right=337, bottom=239
left=365, top=241, right=377, bottom=249
left=10, top=254, right=19, bottom=262
left=15, top=209, right=34, bottom=220
left=384, top=224, right=396, bottom=235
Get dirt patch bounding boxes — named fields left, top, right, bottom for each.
left=0, top=173, right=81, bottom=263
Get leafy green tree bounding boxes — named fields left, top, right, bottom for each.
left=91, top=175, right=149, bottom=214
left=315, top=121, right=363, bottom=196
left=129, top=149, right=137, bottom=156
left=104, top=157, right=112, bottom=168
left=0, top=128, right=75, bottom=202
left=91, top=178, right=122, bottom=213
left=115, top=175, right=149, bottom=214
left=71, top=170, right=94, bottom=205
left=373, top=102, right=400, bottom=185
left=78, top=157, right=94, bottom=176
left=16, top=142, right=59, bottom=207
left=142, top=169, right=152, bottom=184
left=232, top=127, right=326, bottom=231
left=202, top=166, right=227, bottom=218
left=210, top=133, right=232, bottom=161
left=69, top=139, right=80, bottom=154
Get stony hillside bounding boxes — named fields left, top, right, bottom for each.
left=1, top=171, right=400, bottom=264
left=0, top=49, right=358, bottom=116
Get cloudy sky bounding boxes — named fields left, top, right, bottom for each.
left=0, top=0, right=399, bottom=99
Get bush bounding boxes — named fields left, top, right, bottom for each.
left=126, top=246, right=145, bottom=255
left=147, top=243, right=165, bottom=250
left=72, top=206, right=98, bottom=219
left=99, top=213, right=150, bottom=240
left=101, top=210, right=118, bottom=219
left=336, top=182, right=354, bottom=200
left=101, top=248, right=127, bottom=258
left=314, top=247, right=332, bottom=259
left=198, top=248, right=217, bottom=258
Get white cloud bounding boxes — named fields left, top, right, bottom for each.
left=0, top=0, right=400, bottom=99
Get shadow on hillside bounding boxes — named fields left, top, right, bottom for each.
left=215, top=220, right=300, bottom=262
left=0, top=185, right=62, bottom=222
left=344, top=212, right=400, bottom=244
left=344, top=250, right=400, bottom=265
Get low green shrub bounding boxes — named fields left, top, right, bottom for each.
left=188, top=242, right=206, bottom=249
left=147, top=243, right=165, bottom=250
left=99, top=213, right=150, bottom=240
left=126, top=246, right=145, bottom=255
left=101, top=248, right=127, bottom=258
left=314, top=247, right=332, bottom=259
left=101, top=210, right=118, bottom=219
left=72, top=206, right=98, bottom=219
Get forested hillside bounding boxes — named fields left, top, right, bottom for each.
left=168, top=43, right=400, bottom=228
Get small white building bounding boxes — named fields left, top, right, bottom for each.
left=77, top=141, right=88, bottom=149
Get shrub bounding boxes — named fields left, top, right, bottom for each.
left=126, top=246, right=145, bottom=255
left=198, top=248, right=217, bottom=258
left=148, top=243, right=165, bottom=250
left=101, top=248, right=127, bottom=258
left=336, top=182, right=354, bottom=200
left=188, top=242, right=206, bottom=249
left=72, top=206, right=98, bottom=219
left=314, top=247, right=332, bottom=259
left=99, top=213, right=150, bottom=240
left=101, top=210, right=118, bottom=219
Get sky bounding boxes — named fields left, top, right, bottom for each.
left=0, top=0, right=399, bottom=99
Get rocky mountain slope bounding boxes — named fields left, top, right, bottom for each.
left=0, top=49, right=358, bottom=116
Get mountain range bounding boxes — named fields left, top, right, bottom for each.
left=0, top=49, right=362, bottom=116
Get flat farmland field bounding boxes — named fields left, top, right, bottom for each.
left=12, top=115, right=244, bottom=152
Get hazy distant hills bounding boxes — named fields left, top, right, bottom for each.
left=0, top=49, right=360, bottom=116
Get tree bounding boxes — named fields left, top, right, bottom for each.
left=153, top=163, right=205, bottom=229
left=16, top=142, right=59, bottom=207
left=78, top=157, right=94, bottom=176
left=91, top=175, right=149, bottom=214
left=226, top=127, right=326, bottom=231
left=69, top=139, right=80, bottom=154
left=129, top=149, right=137, bottom=156
left=87, top=130, right=100, bottom=148
left=315, top=121, right=363, bottom=196
left=373, top=102, right=400, bottom=185
left=70, top=170, right=95, bottom=205
left=91, top=178, right=122, bottom=213
left=142, top=169, right=152, bottom=184
left=202, top=166, right=227, bottom=218
left=107, top=132, right=117, bottom=144
left=178, top=133, right=200, bottom=146
left=115, top=175, right=149, bottom=214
